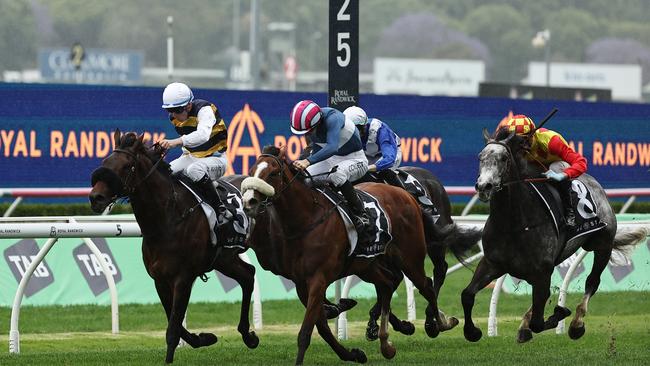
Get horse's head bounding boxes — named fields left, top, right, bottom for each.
left=241, top=145, right=295, bottom=218
left=89, top=129, right=166, bottom=213
left=475, top=127, right=531, bottom=202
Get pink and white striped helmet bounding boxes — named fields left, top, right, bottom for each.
left=290, top=100, right=322, bottom=135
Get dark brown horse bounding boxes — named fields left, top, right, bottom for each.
left=240, top=146, right=456, bottom=365
left=88, top=131, right=259, bottom=363
left=363, top=166, right=482, bottom=340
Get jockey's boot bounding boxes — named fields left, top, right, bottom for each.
left=558, top=179, right=576, bottom=227
left=196, top=175, right=231, bottom=232
left=339, top=181, right=373, bottom=244
left=377, top=169, right=407, bottom=190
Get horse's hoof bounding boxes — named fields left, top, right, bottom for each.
left=530, top=319, right=544, bottom=333
left=397, top=321, right=415, bottom=335
left=324, top=304, right=340, bottom=319
left=446, top=316, right=460, bottom=331
left=350, top=348, right=367, bottom=364
left=243, top=331, right=259, bottom=348
left=197, top=333, right=218, bottom=347
left=338, top=298, right=358, bottom=312
left=568, top=324, right=586, bottom=340
left=425, top=320, right=440, bottom=338
left=554, top=305, right=572, bottom=320
left=517, top=328, right=533, bottom=343
left=464, top=325, right=482, bottom=342
left=366, top=324, right=379, bottom=341
left=380, top=341, right=396, bottom=359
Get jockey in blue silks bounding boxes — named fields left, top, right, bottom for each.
left=343, top=106, right=403, bottom=188
left=289, top=100, right=372, bottom=243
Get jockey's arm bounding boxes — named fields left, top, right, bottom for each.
left=181, top=106, right=216, bottom=148
left=374, top=126, right=398, bottom=171
left=548, top=135, right=587, bottom=179
left=306, top=115, right=343, bottom=165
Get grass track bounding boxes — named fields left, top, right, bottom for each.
left=1, top=266, right=649, bottom=365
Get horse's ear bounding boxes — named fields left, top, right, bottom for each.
left=502, top=130, right=516, bottom=144
left=113, top=129, right=121, bottom=147
left=482, top=128, right=491, bottom=144
left=278, top=145, right=287, bottom=159
left=137, top=133, right=144, bottom=142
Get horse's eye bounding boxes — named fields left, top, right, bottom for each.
left=500, top=155, right=508, bottom=162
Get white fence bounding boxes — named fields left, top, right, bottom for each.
left=3, top=186, right=650, bottom=350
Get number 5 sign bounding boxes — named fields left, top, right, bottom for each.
left=328, top=0, right=359, bottom=111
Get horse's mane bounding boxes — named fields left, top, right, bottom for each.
left=118, top=132, right=172, bottom=175
left=489, top=127, right=539, bottom=176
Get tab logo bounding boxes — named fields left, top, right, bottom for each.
left=4, top=239, right=54, bottom=297
left=73, top=238, right=122, bottom=296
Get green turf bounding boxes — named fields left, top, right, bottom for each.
left=1, top=265, right=649, bottom=365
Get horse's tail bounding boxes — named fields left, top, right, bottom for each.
left=611, top=226, right=649, bottom=260
left=428, top=222, right=483, bottom=265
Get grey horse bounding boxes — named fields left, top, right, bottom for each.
left=464, top=127, right=648, bottom=343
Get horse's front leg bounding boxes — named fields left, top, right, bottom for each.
left=461, top=259, right=503, bottom=342
left=215, top=252, right=259, bottom=348
left=154, top=280, right=217, bottom=351
left=164, top=276, right=206, bottom=363
left=296, top=284, right=367, bottom=364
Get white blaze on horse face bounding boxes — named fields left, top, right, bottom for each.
left=253, top=162, right=269, bottom=178
left=477, top=143, right=508, bottom=192
left=242, top=162, right=269, bottom=203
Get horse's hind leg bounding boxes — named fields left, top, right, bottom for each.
left=569, top=247, right=612, bottom=340
left=376, top=283, right=396, bottom=359
left=367, top=272, right=415, bottom=341
left=516, top=307, right=533, bottom=343
left=154, top=280, right=217, bottom=351
left=428, top=245, right=459, bottom=331
left=461, top=259, right=503, bottom=342
left=214, top=252, right=259, bottom=348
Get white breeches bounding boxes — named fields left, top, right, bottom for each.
left=170, top=152, right=228, bottom=181
left=307, top=150, right=368, bottom=187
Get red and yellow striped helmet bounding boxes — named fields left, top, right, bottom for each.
left=500, top=114, right=536, bottom=135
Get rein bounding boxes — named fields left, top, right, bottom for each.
left=255, top=153, right=342, bottom=240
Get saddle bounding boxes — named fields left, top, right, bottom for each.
left=319, top=186, right=392, bottom=258
left=528, top=180, right=606, bottom=242
left=364, top=169, right=439, bottom=216
left=176, top=175, right=249, bottom=250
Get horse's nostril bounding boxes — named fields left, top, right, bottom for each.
left=484, top=183, right=493, bottom=191
left=89, top=192, right=104, bottom=204
left=475, top=183, right=480, bottom=191
left=248, top=197, right=258, bottom=207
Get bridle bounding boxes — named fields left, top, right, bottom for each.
left=483, top=138, right=547, bottom=190
left=92, top=145, right=165, bottom=203
left=252, top=153, right=342, bottom=239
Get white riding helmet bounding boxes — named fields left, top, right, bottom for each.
left=162, top=82, right=194, bottom=108
left=343, top=106, right=368, bottom=126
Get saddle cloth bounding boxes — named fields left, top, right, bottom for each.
left=179, top=179, right=249, bottom=250
left=529, top=180, right=606, bottom=243
left=369, top=169, right=440, bottom=222
left=318, top=187, right=392, bottom=258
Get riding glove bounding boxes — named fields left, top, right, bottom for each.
left=543, top=170, right=567, bottom=182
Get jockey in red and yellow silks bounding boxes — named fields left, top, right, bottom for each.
left=498, top=114, right=585, bottom=227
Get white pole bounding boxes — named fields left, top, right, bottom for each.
left=9, top=237, right=58, bottom=354
left=556, top=249, right=588, bottom=334
left=167, top=16, right=174, bottom=80
left=487, top=275, right=506, bottom=337
left=240, top=252, right=262, bottom=330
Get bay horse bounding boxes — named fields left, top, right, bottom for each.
left=466, top=128, right=648, bottom=343
left=88, top=131, right=259, bottom=363
left=240, top=146, right=456, bottom=365
left=362, top=166, right=482, bottom=340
